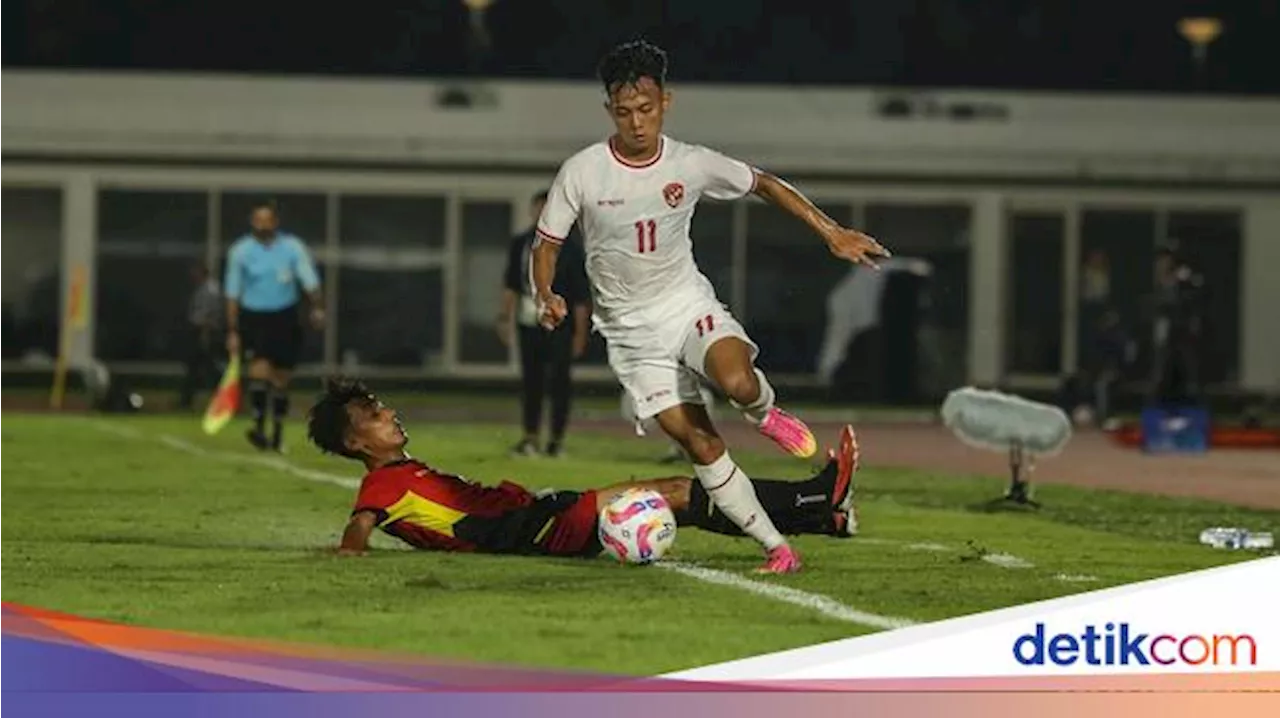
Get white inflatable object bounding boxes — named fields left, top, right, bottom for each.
left=940, top=387, right=1075, bottom=508
left=941, top=386, right=1073, bottom=457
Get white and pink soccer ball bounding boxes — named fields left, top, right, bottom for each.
left=598, top=488, right=678, bottom=565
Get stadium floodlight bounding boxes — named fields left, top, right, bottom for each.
left=1177, top=17, right=1222, bottom=66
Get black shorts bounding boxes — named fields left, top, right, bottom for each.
left=471, top=490, right=602, bottom=558
left=240, top=306, right=303, bottom=370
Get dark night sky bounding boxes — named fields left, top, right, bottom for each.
left=4, top=0, right=1278, bottom=94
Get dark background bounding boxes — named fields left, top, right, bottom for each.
left=5, top=0, right=1277, bottom=94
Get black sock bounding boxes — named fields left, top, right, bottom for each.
left=249, top=381, right=268, bottom=434
left=679, top=477, right=833, bottom=537
left=271, top=391, right=289, bottom=448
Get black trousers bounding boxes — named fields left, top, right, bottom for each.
left=517, top=324, right=573, bottom=441
left=179, top=326, right=220, bottom=408
left=1151, top=340, right=1201, bottom=406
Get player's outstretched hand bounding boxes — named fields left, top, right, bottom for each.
left=537, top=293, right=568, bottom=331
left=825, top=226, right=891, bottom=269
left=328, top=546, right=368, bottom=558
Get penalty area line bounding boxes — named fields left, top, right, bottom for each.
left=86, top=421, right=914, bottom=632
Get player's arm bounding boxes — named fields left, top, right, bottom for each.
left=750, top=172, right=838, bottom=242
left=293, top=239, right=326, bottom=328
left=530, top=162, right=582, bottom=330
left=530, top=241, right=563, bottom=329
left=699, top=147, right=889, bottom=267
left=336, top=510, right=378, bottom=556
left=751, top=171, right=890, bottom=267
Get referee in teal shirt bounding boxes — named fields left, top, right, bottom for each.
left=224, top=199, right=325, bottom=452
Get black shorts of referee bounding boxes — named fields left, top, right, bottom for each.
left=239, top=305, right=304, bottom=370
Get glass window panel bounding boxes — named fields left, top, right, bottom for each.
left=691, top=201, right=734, bottom=310
left=340, top=195, right=445, bottom=248
left=337, top=195, right=445, bottom=368
left=1078, top=209, right=1155, bottom=379
left=863, top=203, right=972, bottom=396
left=1005, top=212, right=1064, bottom=374
left=2, top=187, right=63, bottom=361
left=219, top=191, right=329, bottom=365
left=1167, top=211, right=1242, bottom=384
left=459, top=200, right=515, bottom=364
left=96, top=189, right=207, bottom=361
left=745, top=201, right=853, bottom=374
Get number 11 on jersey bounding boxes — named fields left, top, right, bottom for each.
left=635, top=219, right=657, bottom=254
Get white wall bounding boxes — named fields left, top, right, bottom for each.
left=5, top=70, right=1280, bottom=182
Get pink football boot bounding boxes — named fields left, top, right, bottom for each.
left=756, top=543, right=803, bottom=574
left=757, top=407, right=818, bottom=459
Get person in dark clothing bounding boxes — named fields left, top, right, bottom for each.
left=499, top=190, right=591, bottom=457
left=1149, top=247, right=1205, bottom=406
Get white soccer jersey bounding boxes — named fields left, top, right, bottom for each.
left=535, top=135, right=757, bottom=329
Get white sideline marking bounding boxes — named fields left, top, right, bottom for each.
left=87, top=422, right=910, bottom=631
left=982, top=553, right=1035, bottom=569
left=904, top=542, right=952, bottom=552
left=659, top=563, right=916, bottom=630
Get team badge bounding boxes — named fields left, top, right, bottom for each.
left=662, top=182, right=685, bottom=208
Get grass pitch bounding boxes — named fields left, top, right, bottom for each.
left=2, top=412, right=1275, bottom=675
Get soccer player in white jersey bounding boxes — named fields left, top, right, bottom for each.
left=530, top=40, right=888, bottom=574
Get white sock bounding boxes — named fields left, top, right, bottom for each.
left=693, top=451, right=786, bottom=550
left=729, top=368, right=776, bottom=425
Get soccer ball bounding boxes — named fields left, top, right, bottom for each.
left=598, top=488, right=678, bottom=564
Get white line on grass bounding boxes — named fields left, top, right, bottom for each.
left=657, top=563, right=916, bottom=630
left=981, top=553, right=1035, bottom=569
left=86, top=422, right=912, bottom=630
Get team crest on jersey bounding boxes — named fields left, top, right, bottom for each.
left=662, top=182, right=685, bottom=208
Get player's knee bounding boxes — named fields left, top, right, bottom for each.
left=717, top=368, right=760, bottom=405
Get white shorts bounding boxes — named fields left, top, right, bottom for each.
left=604, top=294, right=758, bottom=423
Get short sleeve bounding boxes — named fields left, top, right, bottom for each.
left=535, top=160, right=583, bottom=247
left=353, top=474, right=409, bottom=524
left=696, top=146, right=758, bottom=201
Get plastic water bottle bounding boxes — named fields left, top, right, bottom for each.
left=1199, top=527, right=1274, bottom=550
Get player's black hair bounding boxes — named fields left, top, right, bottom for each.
left=306, top=377, right=377, bottom=460
left=597, top=39, right=668, bottom=96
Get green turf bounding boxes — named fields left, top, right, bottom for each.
left=2, top=414, right=1276, bottom=675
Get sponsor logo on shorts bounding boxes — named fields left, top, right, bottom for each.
left=642, top=389, right=673, bottom=404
